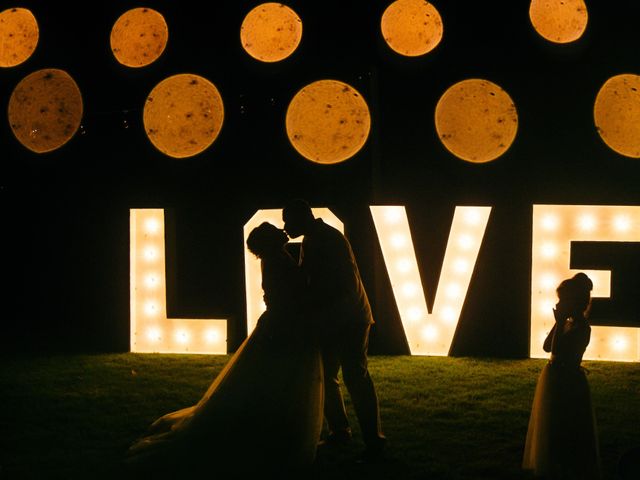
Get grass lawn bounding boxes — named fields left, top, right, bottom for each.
left=1, top=354, right=638, bottom=479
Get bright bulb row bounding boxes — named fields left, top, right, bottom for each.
left=539, top=212, right=636, bottom=233
left=145, top=326, right=222, bottom=345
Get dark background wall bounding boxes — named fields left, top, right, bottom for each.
left=2, top=0, right=639, bottom=356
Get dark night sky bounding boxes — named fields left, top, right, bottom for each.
left=2, top=0, right=639, bottom=356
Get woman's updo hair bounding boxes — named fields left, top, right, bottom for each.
left=557, top=272, right=593, bottom=315
left=246, top=222, right=284, bottom=258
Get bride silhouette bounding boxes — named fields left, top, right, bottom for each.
left=523, top=272, right=601, bottom=479
left=125, top=222, right=324, bottom=477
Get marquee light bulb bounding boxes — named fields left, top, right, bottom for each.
left=144, top=301, right=159, bottom=316
left=396, top=258, right=412, bottom=273
left=539, top=299, right=555, bottom=316
left=613, top=215, right=631, bottom=232
left=457, top=235, right=473, bottom=250
left=422, top=325, right=438, bottom=341
left=391, top=233, right=407, bottom=248
left=205, top=329, right=220, bottom=344
left=145, top=218, right=160, bottom=234
left=176, top=330, right=190, bottom=344
left=147, top=327, right=162, bottom=342
left=384, top=208, right=403, bottom=224
left=464, top=210, right=482, bottom=225
left=446, top=283, right=461, bottom=299
left=401, top=282, right=419, bottom=298
left=612, top=336, right=628, bottom=352
left=539, top=273, right=558, bottom=290
left=540, top=242, right=558, bottom=259
left=453, top=258, right=469, bottom=274
left=407, top=307, right=423, bottom=322
left=541, top=214, right=559, bottom=231
left=143, top=246, right=158, bottom=262
left=144, top=273, right=159, bottom=289
left=440, top=307, right=456, bottom=324
left=578, top=214, right=597, bottom=232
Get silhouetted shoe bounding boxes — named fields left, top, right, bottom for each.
left=357, top=435, right=387, bottom=463
left=317, top=429, right=352, bottom=448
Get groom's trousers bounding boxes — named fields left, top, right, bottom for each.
left=322, top=322, right=384, bottom=448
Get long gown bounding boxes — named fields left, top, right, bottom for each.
left=523, top=316, right=601, bottom=479
left=125, top=250, right=324, bottom=478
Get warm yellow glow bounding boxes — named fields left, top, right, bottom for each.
left=435, top=79, right=518, bottom=163
left=539, top=273, right=559, bottom=291
left=577, top=213, right=597, bottom=232
left=401, top=282, right=419, bottom=297
left=0, top=7, right=38, bottom=67
left=244, top=208, right=343, bottom=334
left=371, top=206, right=491, bottom=355
left=130, top=209, right=227, bottom=354
left=110, top=7, right=168, bottom=67
left=143, top=74, right=224, bottom=158
left=240, top=3, right=302, bottom=62
left=8, top=69, right=83, bottom=153
left=594, top=74, right=640, bottom=159
left=531, top=205, right=640, bottom=362
left=541, top=213, right=559, bottom=231
left=380, top=0, right=443, bottom=57
left=529, top=0, right=588, bottom=44
left=614, top=215, right=632, bottom=232
left=286, top=79, right=371, bottom=164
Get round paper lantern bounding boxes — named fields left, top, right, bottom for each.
left=8, top=69, right=83, bottom=153
left=435, top=79, right=518, bottom=163
left=0, top=7, right=38, bottom=67
left=381, top=0, right=443, bottom=57
left=286, top=79, right=371, bottom=165
left=529, top=0, right=588, bottom=44
left=241, top=3, right=302, bottom=62
left=110, top=7, right=168, bottom=67
left=143, top=74, right=224, bottom=158
left=594, top=74, right=640, bottom=158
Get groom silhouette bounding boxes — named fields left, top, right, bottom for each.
left=282, top=199, right=386, bottom=461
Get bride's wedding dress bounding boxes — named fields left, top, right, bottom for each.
left=126, top=250, right=324, bottom=477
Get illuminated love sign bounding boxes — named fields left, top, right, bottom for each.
left=130, top=205, right=640, bottom=361
left=371, top=206, right=492, bottom=355
left=130, top=209, right=227, bottom=353
left=531, top=205, right=640, bottom=361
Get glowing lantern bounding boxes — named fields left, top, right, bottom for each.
left=143, top=74, right=224, bottom=158
left=380, top=0, right=443, bottom=57
left=370, top=206, right=491, bottom=355
left=130, top=209, right=227, bottom=354
left=244, top=209, right=343, bottom=334
left=531, top=205, right=640, bottom=362
left=286, top=79, right=370, bottom=164
left=0, top=7, right=38, bottom=67
left=435, top=79, right=518, bottom=163
left=529, top=0, right=588, bottom=44
left=240, top=3, right=302, bottom=62
left=594, top=74, right=640, bottom=159
left=110, top=7, right=168, bottom=68
left=8, top=69, right=83, bottom=153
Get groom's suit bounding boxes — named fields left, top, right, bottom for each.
left=299, top=218, right=384, bottom=449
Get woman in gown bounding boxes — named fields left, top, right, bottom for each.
left=125, top=222, right=324, bottom=477
left=523, top=272, right=601, bottom=479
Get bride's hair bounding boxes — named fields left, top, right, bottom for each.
left=246, top=222, right=284, bottom=258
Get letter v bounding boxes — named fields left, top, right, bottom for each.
left=370, top=206, right=491, bottom=355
